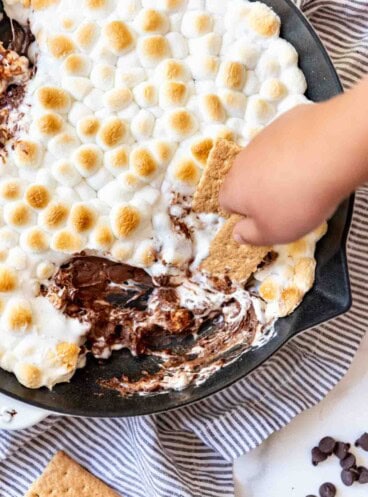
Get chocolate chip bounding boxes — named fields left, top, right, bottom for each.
left=319, top=482, right=336, bottom=497
left=341, top=468, right=358, bottom=486
left=312, top=446, right=328, bottom=466
left=333, top=441, right=351, bottom=460
left=355, top=433, right=368, bottom=451
left=340, top=453, right=356, bottom=469
left=358, top=466, right=368, bottom=484
left=319, top=437, right=336, bottom=455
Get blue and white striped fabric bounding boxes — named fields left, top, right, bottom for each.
left=1, top=2, right=368, bottom=496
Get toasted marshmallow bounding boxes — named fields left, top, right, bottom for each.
left=90, top=63, right=115, bottom=91
left=260, top=78, right=287, bottom=101
left=97, top=117, right=127, bottom=149
left=118, top=172, right=144, bottom=194
left=60, top=15, right=80, bottom=32
left=3, top=298, right=33, bottom=332
left=133, top=240, right=157, bottom=268
left=219, top=89, right=247, bottom=118
left=138, top=35, right=171, bottom=67
left=130, top=147, right=158, bottom=180
left=51, top=229, right=84, bottom=253
left=48, top=132, right=80, bottom=159
left=0, top=179, right=23, bottom=203
left=51, top=159, right=82, bottom=187
left=188, top=32, right=222, bottom=55
left=76, top=116, right=101, bottom=143
left=190, top=137, right=213, bottom=166
left=20, top=227, right=50, bottom=253
left=131, top=110, right=155, bottom=140
left=111, top=204, right=142, bottom=239
left=281, top=67, right=307, bottom=94
left=166, top=32, right=188, bottom=59
left=136, top=9, right=170, bottom=34
left=103, top=88, right=133, bottom=113
left=14, top=363, right=42, bottom=389
left=181, top=11, right=213, bottom=38
left=187, top=55, right=219, bottom=81
left=89, top=219, right=115, bottom=250
left=199, top=94, right=226, bottom=122
left=69, top=203, right=97, bottom=233
left=36, top=261, right=55, bottom=280
left=14, top=140, right=43, bottom=169
left=36, top=86, right=72, bottom=114
left=104, top=145, right=130, bottom=176
left=152, top=140, right=176, bottom=165
left=247, top=2, right=280, bottom=38
left=133, top=82, right=158, bottom=108
left=25, top=184, right=51, bottom=210
left=62, top=53, right=91, bottom=78
left=155, top=59, right=190, bottom=83
left=172, top=158, right=201, bottom=186
left=102, top=20, right=135, bottom=57
left=245, top=95, right=275, bottom=124
left=158, top=0, right=187, bottom=11
left=47, top=34, right=76, bottom=59
left=4, top=202, right=33, bottom=229
left=74, top=21, right=100, bottom=52
left=83, top=0, right=115, bottom=18
left=32, top=113, right=64, bottom=142
left=73, top=144, right=103, bottom=177
left=165, top=109, right=198, bottom=140
left=216, top=61, right=246, bottom=91
left=115, top=67, right=147, bottom=88
left=159, top=81, right=188, bottom=109
left=62, top=76, right=94, bottom=101
left=111, top=240, right=134, bottom=261
left=0, top=265, right=17, bottom=293
left=39, top=201, right=69, bottom=231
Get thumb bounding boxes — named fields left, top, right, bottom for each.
left=233, top=217, right=271, bottom=247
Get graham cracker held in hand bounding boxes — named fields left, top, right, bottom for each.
left=24, top=451, right=120, bottom=497
left=201, top=215, right=271, bottom=283
left=192, top=138, right=241, bottom=218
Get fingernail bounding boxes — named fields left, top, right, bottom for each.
left=234, top=233, right=244, bottom=245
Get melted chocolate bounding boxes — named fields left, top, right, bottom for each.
left=45, top=254, right=261, bottom=395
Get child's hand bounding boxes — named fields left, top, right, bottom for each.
left=220, top=79, right=368, bottom=245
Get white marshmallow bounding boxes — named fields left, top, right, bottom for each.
left=115, top=67, right=147, bottom=88
left=187, top=55, right=219, bottom=81
left=52, top=160, right=82, bottom=187
left=98, top=180, right=132, bottom=207
left=131, top=110, right=155, bottom=140
left=68, top=103, right=92, bottom=127
left=166, top=32, right=188, bottom=59
left=86, top=167, right=114, bottom=192
left=62, top=77, right=94, bottom=101
left=231, top=38, right=261, bottom=69
left=219, top=89, right=247, bottom=118
left=90, top=64, right=115, bottom=91
left=188, top=32, right=222, bottom=55
left=48, top=132, right=80, bottom=159
left=181, top=11, right=214, bottom=38
left=133, top=82, right=158, bottom=108
left=281, top=67, right=307, bottom=94
left=245, top=95, right=276, bottom=125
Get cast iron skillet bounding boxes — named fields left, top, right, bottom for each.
left=0, top=0, right=353, bottom=417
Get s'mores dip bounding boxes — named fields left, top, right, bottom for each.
left=0, top=0, right=326, bottom=394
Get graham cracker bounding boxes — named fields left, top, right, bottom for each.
left=201, top=215, right=271, bottom=283
left=192, top=138, right=241, bottom=218
left=24, top=451, right=120, bottom=497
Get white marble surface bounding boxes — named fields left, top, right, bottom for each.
left=234, top=332, right=368, bottom=497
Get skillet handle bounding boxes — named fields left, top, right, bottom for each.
left=0, top=393, right=50, bottom=430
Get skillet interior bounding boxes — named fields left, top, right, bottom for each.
left=0, top=0, right=352, bottom=417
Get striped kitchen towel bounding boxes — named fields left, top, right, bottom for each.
left=1, top=1, right=368, bottom=496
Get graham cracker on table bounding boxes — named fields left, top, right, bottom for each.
left=201, top=215, right=271, bottom=283
left=192, top=138, right=241, bottom=218
left=24, top=451, right=120, bottom=497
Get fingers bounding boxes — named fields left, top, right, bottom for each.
left=233, top=217, right=272, bottom=246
